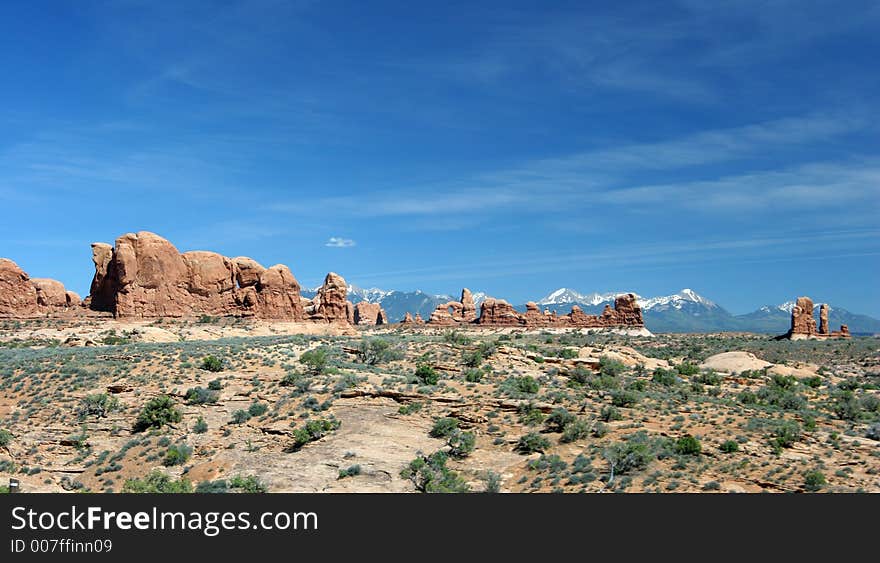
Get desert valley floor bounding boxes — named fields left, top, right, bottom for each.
left=1, top=318, right=878, bottom=493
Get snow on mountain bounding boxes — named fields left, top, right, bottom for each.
left=776, top=301, right=796, bottom=313
left=346, top=284, right=393, bottom=303
left=537, top=288, right=621, bottom=306
left=639, top=288, right=716, bottom=311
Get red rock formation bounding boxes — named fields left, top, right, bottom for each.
left=476, top=298, right=522, bottom=326
left=0, top=258, right=38, bottom=317
left=87, top=231, right=306, bottom=320
left=0, top=259, right=82, bottom=317
left=790, top=297, right=817, bottom=336
left=522, top=301, right=545, bottom=324
left=414, top=313, right=424, bottom=323
left=353, top=301, right=388, bottom=325
left=782, top=296, right=850, bottom=339
left=401, top=312, right=414, bottom=324
left=428, top=301, right=463, bottom=325
left=305, top=272, right=349, bottom=323
left=461, top=288, right=477, bottom=322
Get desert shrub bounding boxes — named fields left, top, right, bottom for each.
left=611, top=390, right=639, bottom=407
left=195, top=480, right=229, bottom=493
left=300, top=348, right=329, bottom=374
left=461, top=349, right=483, bottom=368
left=280, top=372, right=301, bottom=387
left=200, top=355, right=224, bottom=372
left=860, top=394, right=880, bottom=413
left=603, top=434, right=654, bottom=482
left=230, top=410, right=251, bottom=424
left=803, top=470, right=826, bottom=492
left=518, top=403, right=546, bottom=426
left=401, top=451, right=469, bottom=493
left=801, top=376, right=823, bottom=389
left=477, top=341, right=497, bottom=358
left=546, top=408, right=576, bottom=433
left=134, top=396, right=181, bottom=432
left=207, top=378, right=223, bottom=391
left=443, top=330, right=471, bottom=346
left=193, top=417, right=208, bottom=434
left=123, top=471, right=192, bottom=493
left=560, top=419, right=591, bottom=443
left=599, top=356, right=626, bottom=377
left=482, top=470, right=502, bottom=493
left=290, top=417, right=340, bottom=450
left=673, top=434, right=702, bottom=456
left=770, top=420, right=802, bottom=451
left=866, top=423, right=880, bottom=441
left=599, top=405, right=622, bottom=422
left=447, top=430, right=476, bottom=458
left=568, top=366, right=592, bottom=386
left=430, top=417, right=459, bottom=438
left=695, top=370, right=722, bottom=385
left=512, top=376, right=539, bottom=394
left=229, top=475, right=268, bottom=493
left=0, top=429, right=11, bottom=447
left=248, top=402, right=268, bottom=417
left=515, top=432, right=551, bottom=454
left=464, top=368, right=484, bottom=383
left=758, top=384, right=806, bottom=411
left=184, top=386, right=219, bottom=405
left=558, top=348, right=578, bottom=359
left=415, top=364, right=439, bottom=385
left=739, top=390, right=758, bottom=404
left=356, top=338, right=401, bottom=365
left=338, top=464, right=362, bottom=479
left=78, top=393, right=119, bottom=419
left=831, top=390, right=861, bottom=421
left=720, top=440, right=739, bottom=453
left=163, top=443, right=192, bottom=466
left=676, top=363, right=700, bottom=376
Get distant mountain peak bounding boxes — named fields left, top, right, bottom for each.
left=537, top=288, right=620, bottom=306
left=640, top=289, right=716, bottom=310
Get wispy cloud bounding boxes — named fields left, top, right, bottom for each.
left=325, top=237, right=355, bottom=248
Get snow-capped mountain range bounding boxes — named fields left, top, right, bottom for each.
left=302, top=283, right=879, bottom=334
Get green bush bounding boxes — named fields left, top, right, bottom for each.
left=193, top=417, right=208, bottom=434
left=603, top=433, right=655, bottom=482
left=0, top=429, right=11, bottom=447
left=546, top=408, right=576, bottom=433
left=720, top=440, right=739, bottom=453
left=558, top=348, right=578, bottom=359
left=229, top=475, right=268, bottom=493
left=739, top=390, right=758, bottom=404
left=801, top=376, right=823, bottom=389
left=673, top=434, right=702, bottom=456
left=415, top=364, right=439, bottom=385
left=248, top=402, right=268, bottom=417
left=200, top=355, right=224, bottom=372
left=123, top=471, right=192, bottom=493
left=515, top=432, right=551, bottom=454
left=464, top=368, right=484, bottom=383
left=599, top=356, right=626, bottom=377
left=430, top=417, right=459, bottom=438
left=461, top=350, right=483, bottom=368
left=652, top=368, right=677, bottom=386
left=184, top=386, right=219, bottom=405
left=560, top=419, right=591, bottom=443
left=770, top=420, right=802, bottom=451
left=676, top=363, right=700, bottom=376
left=599, top=405, right=622, bottom=422
left=611, top=390, right=639, bottom=407
left=803, top=470, right=826, bottom=492
left=401, top=451, right=470, bottom=493
left=163, top=443, right=192, bottom=466
left=514, top=376, right=539, bottom=394
left=207, top=378, right=223, bottom=391
left=355, top=338, right=401, bottom=365
left=134, top=396, right=181, bottom=432
left=78, top=393, right=119, bottom=419
left=695, top=371, right=722, bottom=386
left=447, top=430, right=476, bottom=458
left=338, top=464, right=362, bottom=479
left=300, top=348, right=329, bottom=374
left=230, top=410, right=251, bottom=424
left=568, top=366, right=592, bottom=386
left=289, top=417, right=340, bottom=450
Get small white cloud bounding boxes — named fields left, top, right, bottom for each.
left=325, top=237, right=356, bottom=248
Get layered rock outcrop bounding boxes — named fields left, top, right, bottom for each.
left=305, top=272, right=350, bottom=324
left=0, top=259, right=81, bottom=317
left=87, top=231, right=313, bottom=320
left=781, top=296, right=850, bottom=339
left=407, top=289, right=645, bottom=329
left=353, top=301, right=389, bottom=326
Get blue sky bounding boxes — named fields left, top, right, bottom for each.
left=1, top=0, right=878, bottom=315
